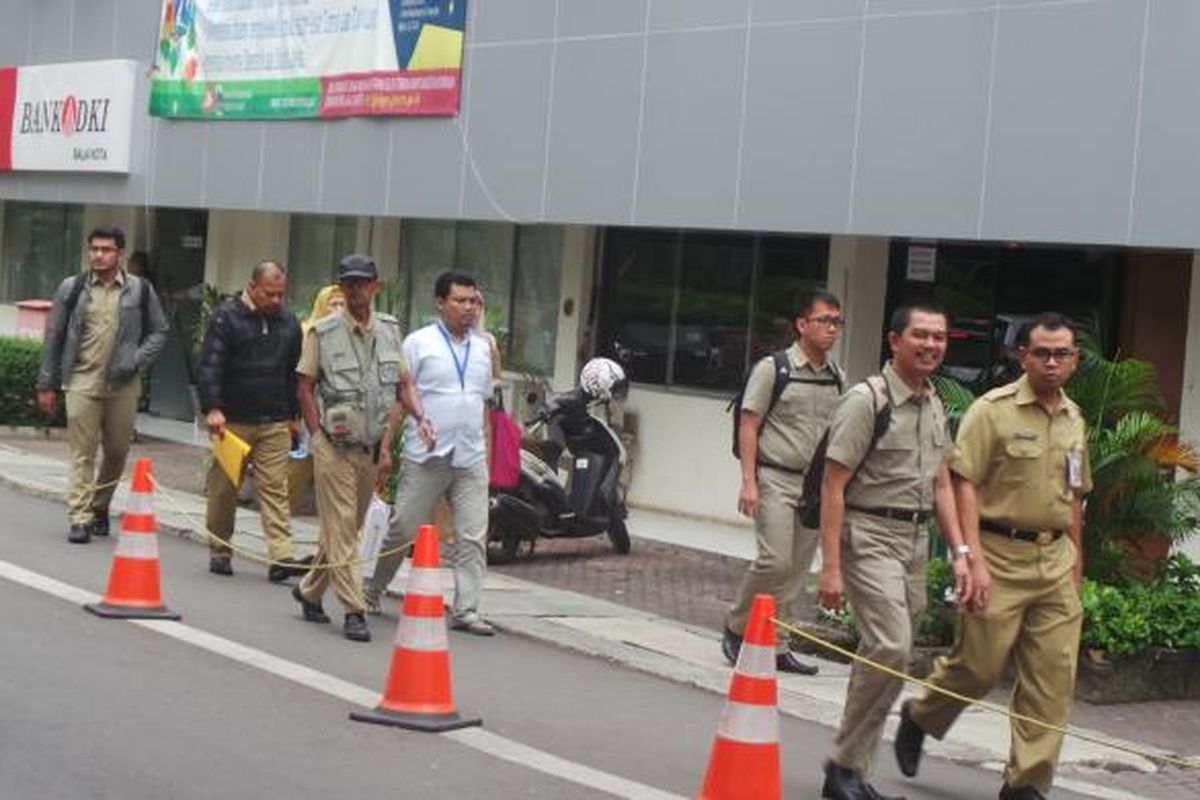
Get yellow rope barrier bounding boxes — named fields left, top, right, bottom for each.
left=772, top=616, right=1200, bottom=773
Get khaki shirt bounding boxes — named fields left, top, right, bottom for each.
left=67, top=270, right=125, bottom=396
left=826, top=361, right=952, bottom=511
left=742, top=342, right=842, bottom=485
left=952, top=374, right=1091, bottom=531
left=297, top=309, right=409, bottom=379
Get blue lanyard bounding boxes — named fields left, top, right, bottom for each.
left=436, top=323, right=471, bottom=390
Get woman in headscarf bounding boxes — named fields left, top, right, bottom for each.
left=289, top=285, right=346, bottom=513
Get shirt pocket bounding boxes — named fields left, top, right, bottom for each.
left=1000, top=439, right=1043, bottom=485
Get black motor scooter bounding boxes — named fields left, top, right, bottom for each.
left=487, top=386, right=630, bottom=562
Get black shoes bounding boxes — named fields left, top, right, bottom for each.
left=90, top=512, right=110, bottom=537
left=209, top=555, right=234, bottom=576
left=268, top=555, right=313, bottom=583
left=292, top=585, right=330, bottom=624
left=894, top=699, right=926, bottom=777
left=999, top=785, right=1046, bottom=800
left=777, top=651, right=820, bottom=675
left=68, top=524, right=91, bottom=544
left=721, top=627, right=742, bottom=665
left=343, top=612, right=371, bottom=642
left=821, top=761, right=905, bottom=800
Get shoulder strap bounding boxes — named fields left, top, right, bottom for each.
left=138, top=276, right=151, bottom=343
left=830, top=361, right=846, bottom=394
left=54, top=273, right=89, bottom=358
left=765, top=349, right=791, bottom=416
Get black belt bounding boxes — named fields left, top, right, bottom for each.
left=846, top=504, right=932, bottom=524
left=980, top=519, right=1064, bottom=544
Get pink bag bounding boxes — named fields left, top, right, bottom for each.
left=489, top=408, right=522, bottom=489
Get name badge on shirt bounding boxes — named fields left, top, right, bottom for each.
left=1066, top=448, right=1083, bottom=490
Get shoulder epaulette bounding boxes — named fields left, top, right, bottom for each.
left=981, top=383, right=1019, bottom=403
left=375, top=312, right=399, bottom=326
left=314, top=315, right=342, bottom=335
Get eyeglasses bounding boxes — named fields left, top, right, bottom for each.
left=88, top=245, right=119, bottom=254
left=806, top=315, right=845, bottom=329
left=1028, top=347, right=1077, bottom=363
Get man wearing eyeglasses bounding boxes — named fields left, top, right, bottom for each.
left=722, top=289, right=846, bottom=675
left=36, top=226, right=168, bottom=544
left=894, top=312, right=1090, bottom=800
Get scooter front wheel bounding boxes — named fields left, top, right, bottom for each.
left=607, top=517, right=632, bottom=555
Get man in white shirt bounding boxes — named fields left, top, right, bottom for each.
left=366, top=271, right=496, bottom=635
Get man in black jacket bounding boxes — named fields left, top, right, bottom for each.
left=197, top=261, right=308, bottom=582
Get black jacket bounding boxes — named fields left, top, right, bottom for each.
left=196, top=295, right=302, bottom=423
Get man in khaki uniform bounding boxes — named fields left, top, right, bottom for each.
left=817, top=303, right=972, bottom=800
left=293, top=254, right=428, bottom=643
left=895, top=313, right=1089, bottom=800
left=36, top=226, right=168, bottom=544
left=723, top=289, right=845, bottom=674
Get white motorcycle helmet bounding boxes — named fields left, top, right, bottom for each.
left=579, top=357, right=628, bottom=401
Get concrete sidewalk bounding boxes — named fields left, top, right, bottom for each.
left=1, top=422, right=1197, bottom=800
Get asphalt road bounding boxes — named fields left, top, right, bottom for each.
left=0, top=486, right=1094, bottom=799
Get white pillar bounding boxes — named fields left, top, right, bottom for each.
left=1177, top=250, right=1200, bottom=561
left=553, top=226, right=595, bottom=391
left=826, top=235, right=890, bottom=383
left=203, top=210, right=290, bottom=292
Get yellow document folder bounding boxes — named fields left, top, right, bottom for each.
left=212, top=429, right=251, bottom=487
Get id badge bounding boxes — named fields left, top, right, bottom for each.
left=1066, top=448, right=1083, bottom=490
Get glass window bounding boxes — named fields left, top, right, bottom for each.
left=457, top=221, right=514, bottom=346
left=286, top=214, right=358, bottom=313
left=510, top=226, right=563, bottom=374
left=599, top=228, right=829, bottom=391
left=403, top=219, right=456, bottom=329
left=3, top=202, right=85, bottom=302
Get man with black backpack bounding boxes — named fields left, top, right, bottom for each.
left=36, top=226, right=168, bottom=544
left=722, top=289, right=845, bottom=675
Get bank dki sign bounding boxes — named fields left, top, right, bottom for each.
left=0, top=59, right=136, bottom=174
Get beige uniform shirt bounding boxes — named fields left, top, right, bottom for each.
left=826, top=361, right=952, bottom=511
left=742, top=342, right=842, bottom=488
left=952, top=374, right=1091, bottom=531
left=67, top=270, right=125, bottom=396
left=297, top=310, right=408, bottom=379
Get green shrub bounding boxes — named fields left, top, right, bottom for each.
left=0, top=336, right=52, bottom=427
left=1080, top=555, right=1200, bottom=655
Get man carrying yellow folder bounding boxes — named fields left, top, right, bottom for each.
left=197, top=260, right=311, bottom=582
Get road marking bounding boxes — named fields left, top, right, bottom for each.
left=0, top=558, right=685, bottom=800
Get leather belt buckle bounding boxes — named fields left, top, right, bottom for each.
left=909, top=509, right=922, bottom=524
left=1036, top=529, right=1055, bottom=545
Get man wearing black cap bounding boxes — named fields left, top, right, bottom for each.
left=292, top=254, right=428, bottom=642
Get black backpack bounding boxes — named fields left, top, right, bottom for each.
left=727, top=349, right=844, bottom=458
left=799, top=374, right=892, bottom=529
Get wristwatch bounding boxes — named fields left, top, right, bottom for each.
left=952, top=544, right=972, bottom=561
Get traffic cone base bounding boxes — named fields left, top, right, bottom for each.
left=351, top=524, right=479, bottom=734
left=84, top=601, right=181, bottom=621
left=83, top=459, right=180, bottom=621
left=348, top=706, right=481, bottom=732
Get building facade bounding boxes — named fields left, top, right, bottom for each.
left=3, top=1, right=1200, bottom=559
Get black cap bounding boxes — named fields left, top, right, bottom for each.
left=337, top=253, right=377, bottom=281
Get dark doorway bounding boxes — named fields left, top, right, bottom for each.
left=148, top=209, right=209, bottom=421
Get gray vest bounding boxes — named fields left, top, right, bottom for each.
left=314, top=312, right=404, bottom=447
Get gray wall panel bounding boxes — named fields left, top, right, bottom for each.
left=203, top=124, right=265, bottom=210
left=472, top=0, right=557, bottom=43
left=460, top=43, right=553, bottom=221
left=257, top=125, right=325, bottom=213
left=543, top=37, right=643, bottom=225
left=872, top=0, right=991, bottom=14
left=387, top=121, right=465, bottom=219
left=114, top=0, right=162, bottom=63
left=71, top=0, right=117, bottom=62
left=1129, top=2, right=1200, bottom=247
left=754, top=1, right=864, bottom=24
left=737, top=21, right=858, bottom=234
left=982, top=1, right=1144, bottom=244
left=852, top=10, right=992, bottom=238
left=635, top=29, right=744, bottom=229
left=0, top=2, right=31, bottom=65
left=649, top=0, right=744, bottom=31
left=558, top=0, right=645, bottom=37
left=148, top=121, right=207, bottom=209
left=320, top=120, right=392, bottom=216
left=28, top=1, right=72, bottom=64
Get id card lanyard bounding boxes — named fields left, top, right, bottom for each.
left=437, top=323, right=471, bottom=390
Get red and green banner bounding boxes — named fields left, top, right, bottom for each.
left=149, top=0, right=466, bottom=120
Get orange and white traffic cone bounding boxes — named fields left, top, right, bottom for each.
left=84, top=459, right=180, bottom=621
left=698, top=593, right=781, bottom=800
left=350, top=524, right=480, bottom=732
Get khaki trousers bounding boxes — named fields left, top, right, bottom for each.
left=727, top=469, right=819, bottom=653
left=205, top=421, right=295, bottom=561
left=298, top=431, right=374, bottom=614
left=369, top=456, right=490, bottom=624
left=834, top=513, right=928, bottom=774
left=911, top=535, right=1081, bottom=793
left=65, top=382, right=141, bottom=525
